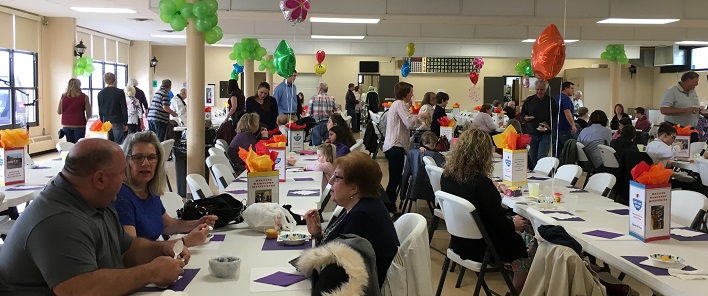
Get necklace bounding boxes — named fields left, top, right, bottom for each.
left=320, top=211, right=348, bottom=244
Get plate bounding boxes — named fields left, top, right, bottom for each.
left=278, top=233, right=309, bottom=245
left=649, top=254, right=685, bottom=267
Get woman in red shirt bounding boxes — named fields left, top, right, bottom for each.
left=57, top=78, right=91, bottom=143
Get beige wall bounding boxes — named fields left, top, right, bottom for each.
left=40, top=17, right=76, bottom=139
left=129, top=41, right=153, bottom=95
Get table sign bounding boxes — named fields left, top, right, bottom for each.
left=272, top=147, right=287, bottom=182
left=0, top=147, right=25, bottom=185
left=247, top=171, right=280, bottom=206
left=440, top=125, right=455, bottom=142
left=502, top=149, right=528, bottom=186
left=289, top=130, right=304, bottom=152
left=674, top=135, right=690, bottom=158
left=629, top=181, right=671, bottom=242
left=87, top=131, right=109, bottom=139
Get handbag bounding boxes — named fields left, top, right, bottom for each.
left=434, top=135, right=450, bottom=152
left=177, top=193, right=245, bottom=228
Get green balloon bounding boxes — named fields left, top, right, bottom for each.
left=73, top=67, right=83, bottom=77
left=77, top=57, right=87, bottom=67
left=600, top=52, right=610, bottom=60
left=605, top=44, right=613, bottom=52
left=84, top=56, right=93, bottom=64
left=206, top=13, right=218, bottom=28
left=194, top=18, right=211, bottom=33
left=192, top=1, right=210, bottom=18
left=205, top=29, right=219, bottom=44
left=524, top=65, right=533, bottom=77
left=159, top=0, right=177, bottom=16
left=274, top=40, right=296, bottom=78
left=85, top=64, right=95, bottom=73
left=170, top=14, right=187, bottom=31
left=269, top=68, right=276, bottom=75
left=160, top=13, right=173, bottom=23
left=173, top=0, right=186, bottom=10
left=258, top=64, right=266, bottom=71
left=212, top=26, right=223, bottom=39
left=236, top=59, right=244, bottom=66
left=256, top=47, right=267, bottom=57
left=233, top=43, right=243, bottom=53
left=230, top=70, right=237, bottom=79
left=204, top=0, right=218, bottom=14
left=180, top=3, right=194, bottom=18
left=82, top=70, right=91, bottom=77
left=229, top=52, right=238, bottom=60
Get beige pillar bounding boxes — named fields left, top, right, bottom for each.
left=186, top=3, right=206, bottom=178
left=243, top=60, right=255, bottom=99
left=265, top=55, right=273, bottom=87
left=609, top=61, right=621, bottom=108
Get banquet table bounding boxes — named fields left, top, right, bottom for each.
left=0, top=157, right=64, bottom=212
left=494, top=162, right=708, bottom=296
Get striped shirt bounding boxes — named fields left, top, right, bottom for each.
left=383, top=100, right=423, bottom=152
left=147, top=88, right=170, bottom=123
left=307, top=92, right=339, bottom=122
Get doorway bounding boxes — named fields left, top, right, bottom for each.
left=504, top=76, right=521, bottom=103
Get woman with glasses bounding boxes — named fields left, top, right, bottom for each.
left=302, top=152, right=399, bottom=288
left=113, top=132, right=217, bottom=247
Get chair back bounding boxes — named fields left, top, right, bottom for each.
left=161, top=192, right=184, bottom=218
left=206, top=155, right=235, bottom=174
left=212, top=164, right=235, bottom=192
left=525, top=207, right=559, bottom=240
left=422, top=156, right=437, bottom=167
left=394, top=213, right=428, bottom=245
left=318, top=183, right=336, bottom=218
left=597, top=144, right=620, bottom=168
left=575, top=142, right=589, bottom=162
left=690, top=142, right=707, bottom=156
left=671, top=190, right=708, bottom=227
left=435, top=191, right=482, bottom=239
left=56, top=142, right=74, bottom=153
left=215, top=141, right=229, bottom=152
left=554, top=164, right=582, bottom=185
left=160, top=139, right=175, bottom=157
left=583, top=173, right=616, bottom=197
left=208, top=147, right=226, bottom=157
left=425, top=165, right=443, bottom=195
left=215, top=139, right=229, bottom=149
left=369, top=110, right=381, bottom=124
left=534, top=157, right=559, bottom=177
left=351, top=139, right=364, bottom=151
left=694, top=159, right=708, bottom=187
left=186, top=174, right=214, bottom=200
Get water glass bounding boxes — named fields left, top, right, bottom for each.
left=528, top=183, right=540, bottom=197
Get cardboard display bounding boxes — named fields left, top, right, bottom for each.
left=289, top=130, right=304, bottom=152
left=272, top=147, right=287, bottom=182
left=628, top=181, right=671, bottom=242
left=88, top=131, right=109, bottom=139
left=0, top=147, right=25, bottom=185
left=674, top=135, right=690, bottom=158
left=247, top=171, right=280, bottom=206
left=502, top=149, right=528, bottom=186
left=440, top=126, right=455, bottom=142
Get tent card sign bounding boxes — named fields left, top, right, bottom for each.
left=440, top=125, right=455, bottom=142
left=628, top=181, right=671, bottom=242
left=289, top=130, right=304, bottom=152
left=674, top=135, right=690, bottom=158
left=247, top=171, right=279, bottom=206
left=0, top=147, right=25, bottom=185
left=272, top=147, right=287, bottom=182
left=502, top=149, right=527, bottom=186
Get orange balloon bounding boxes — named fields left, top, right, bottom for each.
left=531, top=24, right=566, bottom=81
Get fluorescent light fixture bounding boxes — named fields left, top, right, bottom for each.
left=522, top=39, right=578, bottom=43
left=210, top=44, right=233, bottom=47
left=70, top=7, right=136, bottom=13
left=311, top=35, right=365, bottom=40
left=597, top=18, right=679, bottom=25
left=310, top=17, right=380, bottom=24
left=676, top=41, right=708, bottom=45
left=151, top=34, right=186, bottom=39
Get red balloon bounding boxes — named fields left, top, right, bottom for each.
left=316, top=50, right=325, bottom=64
left=469, top=72, right=479, bottom=85
left=531, top=24, right=566, bottom=81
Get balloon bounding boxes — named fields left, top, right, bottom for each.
left=256, top=46, right=267, bottom=58
left=85, top=64, right=95, bottom=73
left=269, top=68, right=276, bottom=75
left=233, top=63, right=244, bottom=74
left=206, top=13, right=219, bottom=28
left=279, top=0, right=310, bottom=24
left=406, top=43, right=415, bottom=57
left=170, top=14, right=187, bottom=31
left=531, top=24, right=566, bottom=81
left=173, top=0, right=186, bottom=10
left=316, top=50, right=325, bottom=64
left=77, top=57, right=87, bottom=67
left=194, top=18, right=211, bottom=33
left=469, top=72, right=479, bottom=85
left=473, top=57, right=485, bottom=69
left=204, top=28, right=219, bottom=44
left=159, top=13, right=172, bottom=23
left=314, top=63, right=326, bottom=76
left=212, top=26, right=223, bottom=40
left=192, top=1, right=210, bottom=18
left=229, top=52, right=238, bottom=60
left=401, top=60, right=411, bottom=78
left=203, top=0, right=219, bottom=14
left=258, top=64, right=266, bottom=71
left=232, top=43, right=243, bottom=53
left=82, top=70, right=91, bottom=77
left=522, top=77, right=530, bottom=88
left=73, top=67, right=83, bottom=77
left=274, top=40, right=296, bottom=78
left=230, top=70, right=238, bottom=79
left=600, top=52, right=610, bottom=61
left=524, top=65, right=533, bottom=77
left=180, top=3, right=194, bottom=18
left=84, top=56, right=93, bottom=64
left=159, top=0, right=177, bottom=16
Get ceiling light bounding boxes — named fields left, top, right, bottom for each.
left=210, top=44, right=233, bottom=47
left=151, top=34, right=186, bottom=39
left=311, top=35, right=365, bottom=40
left=676, top=41, right=708, bottom=45
left=597, top=18, right=679, bottom=25
left=310, top=17, right=380, bottom=24
left=70, top=7, right=137, bottom=13
left=522, top=39, right=578, bottom=43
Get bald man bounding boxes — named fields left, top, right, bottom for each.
left=0, top=139, right=188, bottom=295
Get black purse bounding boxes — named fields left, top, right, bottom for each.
left=177, top=194, right=245, bottom=228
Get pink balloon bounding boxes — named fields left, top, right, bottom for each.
left=472, top=57, right=485, bottom=69
left=522, top=77, right=530, bottom=88
left=279, top=0, right=310, bottom=24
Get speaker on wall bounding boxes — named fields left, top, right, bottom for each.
left=359, top=61, right=379, bottom=73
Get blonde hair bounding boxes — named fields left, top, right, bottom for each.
left=64, top=78, right=82, bottom=97
left=125, top=85, right=136, bottom=97
left=236, top=113, right=260, bottom=133
left=277, top=114, right=289, bottom=125
left=317, top=143, right=336, bottom=164
left=421, top=131, right=438, bottom=147
left=104, top=73, right=116, bottom=85
left=442, top=129, right=493, bottom=183
left=121, top=132, right=166, bottom=196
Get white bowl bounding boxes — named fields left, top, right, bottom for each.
left=278, top=233, right=308, bottom=245
left=208, top=256, right=241, bottom=278
left=649, top=254, right=685, bottom=267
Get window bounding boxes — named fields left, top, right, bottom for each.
left=79, top=61, right=128, bottom=118
left=0, top=48, right=39, bottom=128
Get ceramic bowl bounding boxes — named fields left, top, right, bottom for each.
left=208, top=256, right=241, bottom=278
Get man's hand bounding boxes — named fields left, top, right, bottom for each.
left=163, top=240, right=191, bottom=264
left=513, top=215, right=527, bottom=232
left=571, top=125, right=578, bottom=134
left=149, top=256, right=185, bottom=287
left=688, top=107, right=700, bottom=115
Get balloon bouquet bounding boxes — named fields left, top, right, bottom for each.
left=158, top=0, right=223, bottom=44
left=73, top=56, right=95, bottom=77
left=469, top=57, right=484, bottom=86
left=600, top=44, right=629, bottom=64
left=314, top=50, right=326, bottom=76
left=401, top=43, right=415, bottom=78
left=228, top=38, right=272, bottom=78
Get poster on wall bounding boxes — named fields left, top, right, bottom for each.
left=205, top=84, right=215, bottom=107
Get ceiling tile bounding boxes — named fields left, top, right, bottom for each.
left=311, top=0, right=386, bottom=15
left=386, top=0, right=461, bottom=15
left=367, top=23, right=421, bottom=38
left=350, top=42, right=389, bottom=56
left=609, top=0, right=682, bottom=19
left=422, top=24, right=475, bottom=39
left=684, top=0, right=708, bottom=19
left=685, top=28, right=708, bottom=41
left=535, top=0, right=610, bottom=18
left=634, top=27, right=686, bottom=41
left=311, top=23, right=366, bottom=36
left=475, top=25, right=527, bottom=39
left=462, top=0, right=535, bottom=17
left=580, top=26, right=635, bottom=41
left=528, top=26, right=581, bottom=39
left=256, top=22, right=311, bottom=35
left=418, top=43, right=461, bottom=56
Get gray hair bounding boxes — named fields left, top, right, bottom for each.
left=534, top=80, right=549, bottom=89
left=125, top=85, right=136, bottom=97
left=574, top=90, right=583, bottom=98
left=318, top=82, right=329, bottom=93
left=368, top=86, right=375, bottom=92
left=121, top=131, right=166, bottom=196
left=128, top=78, right=139, bottom=87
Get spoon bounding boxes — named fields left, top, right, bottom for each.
left=173, top=239, right=184, bottom=260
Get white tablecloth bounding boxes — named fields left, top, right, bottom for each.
left=0, top=158, right=64, bottom=211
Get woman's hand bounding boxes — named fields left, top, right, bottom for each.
left=184, top=223, right=210, bottom=247
left=513, top=215, right=527, bottom=232
left=260, top=128, right=269, bottom=139
left=302, top=209, right=323, bottom=239
left=198, top=215, right=218, bottom=227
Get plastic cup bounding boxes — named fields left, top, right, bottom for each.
left=528, top=183, right=540, bottom=197
left=637, top=144, right=645, bottom=152
left=565, top=195, right=579, bottom=214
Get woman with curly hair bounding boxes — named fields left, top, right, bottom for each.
left=440, top=129, right=534, bottom=293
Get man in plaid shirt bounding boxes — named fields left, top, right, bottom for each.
left=308, top=83, right=340, bottom=145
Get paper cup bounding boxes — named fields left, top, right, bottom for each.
left=528, top=183, right=540, bottom=197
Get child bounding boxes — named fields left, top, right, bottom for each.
left=646, top=123, right=679, bottom=165
left=277, top=114, right=290, bottom=136
left=612, top=117, right=632, bottom=140
left=305, top=144, right=336, bottom=190
left=328, top=125, right=351, bottom=157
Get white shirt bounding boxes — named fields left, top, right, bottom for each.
left=170, top=95, right=187, bottom=125
left=473, top=112, right=498, bottom=132
left=646, top=139, right=680, bottom=163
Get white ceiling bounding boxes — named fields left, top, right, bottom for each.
left=4, top=0, right=708, bottom=57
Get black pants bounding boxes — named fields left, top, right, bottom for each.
left=127, top=124, right=139, bottom=134
left=384, top=146, right=405, bottom=212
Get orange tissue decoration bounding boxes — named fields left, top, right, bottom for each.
left=101, top=121, right=112, bottom=132
left=493, top=108, right=503, bottom=114
left=89, top=120, right=104, bottom=131
left=452, top=103, right=460, bottom=108
left=436, top=116, right=456, bottom=127
left=285, top=122, right=306, bottom=130
left=0, top=129, right=30, bottom=148
left=410, top=102, right=421, bottom=114
left=473, top=105, right=482, bottom=111
left=263, top=135, right=287, bottom=147
left=493, top=125, right=530, bottom=150
left=238, top=144, right=278, bottom=172
left=673, top=125, right=696, bottom=136
left=633, top=162, right=673, bottom=185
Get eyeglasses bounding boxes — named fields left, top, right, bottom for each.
left=671, top=135, right=676, bottom=139
left=330, top=174, right=344, bottom=182
left=128, top=154, right=160, bottom=164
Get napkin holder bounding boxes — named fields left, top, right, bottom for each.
left=0, top=146, right=25, bottom=185
left=629, top=181, right=671, bottom=242
left=247, top=171, right=280, bottom=206
left=502, top=148, right=527, bottom=186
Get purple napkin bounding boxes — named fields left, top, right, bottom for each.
left=540, top=210, right=585, bottom=221
left=210, top=234, right=226, bottom=242
left=302, top=158, right=318, bottom=161
left=621, top=256, right=696, bottom=276
left=234, top=178, right=247, bottom=183
left=227, top=189, right=248, bottom=195
left=255, top=271, right=307, bottom=287
left=670, top=227, right=708, bottom=241
left=137, top=268, right=200, bottom=292
left=583, top=230, right=624, bottom=239
left=287, top=189, right=320, bottom=197
left=566, top=186, right=579, bottom=189
left=570, top=189, right=589, bottom=193
left=6, top=185, right=45, bottom=191
left=30, top=166, right=51, bottom=169
left=294, top=177, right=315, bottom=181
left=528, top=176, right=549, bottom=181
left=262, top=238, right=312, bottom=251
left=607, top=209, right=629, bottom=215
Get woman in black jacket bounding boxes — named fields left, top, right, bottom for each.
left=610, top=103, right=630, bottom=130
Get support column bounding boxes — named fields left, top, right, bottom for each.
left=244, top=60, right=255, bottom=99
left=186, top=2, right=205, bottom=178
left=609, top=61, right=621, bottom=108
left=265, top=55, right=273, bottom=87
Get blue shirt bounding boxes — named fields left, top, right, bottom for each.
left=112, top=184, right=166, bottom=240
left=273, top=80, right=298, bottom=114
left=577, top=123, right=612, bottom=168
left=556, top=93, right=575, bottom=130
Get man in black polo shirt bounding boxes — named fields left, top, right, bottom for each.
left=0, top=139, right=188, bottom=295
left=519, top=80, right=558, bottom=169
